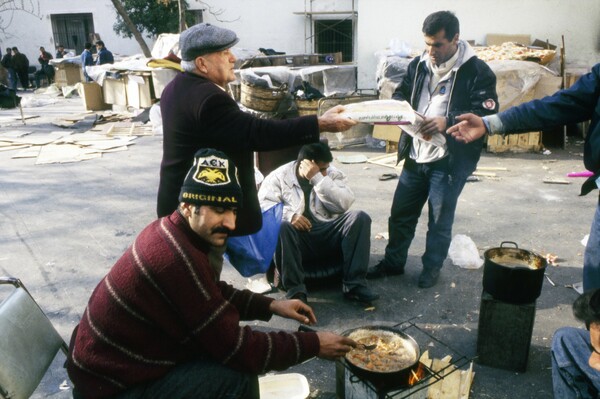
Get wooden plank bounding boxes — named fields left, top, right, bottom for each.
left=439, top=365, right=461, bottom=399
left=459, top=362, right=475, bottom=399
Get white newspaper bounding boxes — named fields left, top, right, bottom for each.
left=342, top=99, right=444, bottom=147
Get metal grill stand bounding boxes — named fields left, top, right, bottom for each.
left=336, top=320, right=472, bottom=399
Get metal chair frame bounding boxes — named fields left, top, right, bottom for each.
left=0, top=276, right=68, bottom=399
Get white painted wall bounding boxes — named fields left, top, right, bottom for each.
left=2, top=0, right=598, bottom=91
left=356, top=0, right=600, bottom=89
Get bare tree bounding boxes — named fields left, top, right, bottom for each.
left=0, top=0, right=41, bottom=34
left=177, top=0, right=187, bottom=32
left=110, top=0, right=152, bottom=57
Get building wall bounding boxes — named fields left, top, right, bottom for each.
left=356, top=0, right=600, bottom=89
left=2, top=0, right=598, bottom=91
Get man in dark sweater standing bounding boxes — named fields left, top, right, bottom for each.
left=157, top=23, right=356, bottom=237
left=67, top=149, right=355, bottom=399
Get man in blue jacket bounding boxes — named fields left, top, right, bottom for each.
left=95, top=40, right=114, bottom=65
left=366, top=11, right=498, bottom=288
left=80, top=42, right=94, bottom=82
left=448, top=64, right=600, bottom=292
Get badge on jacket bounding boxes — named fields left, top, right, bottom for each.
left=483, top=99, right=496, bottom=110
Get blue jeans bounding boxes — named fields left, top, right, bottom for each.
left=552, top=327, right=600, bottom=398
left=384, top=157, right=467, bottom=272
left=73, top=359, right=260, bottom=399
left=583, top=199, right=600, bottom=291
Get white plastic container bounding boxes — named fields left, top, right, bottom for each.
left=258, top=373, right=310, bottom=399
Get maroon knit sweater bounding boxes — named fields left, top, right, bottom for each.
left=66, top=211, right=320, bottom=398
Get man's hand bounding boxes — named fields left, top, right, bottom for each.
left=269, top=299, right=317, bottom=325
left=291, top=214, right=312, bottom=232
left=318, top=105, right=358, bottom=132
left=446, top=113, right=487, bottom=143
left=298, top=159, right=321, bottom=180
left=316, top=332, right=357, bottom=360
left=420, top=116, right=447, bottom=139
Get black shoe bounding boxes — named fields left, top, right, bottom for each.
left=291, top=292, right=308, bottom=305
left=344, top=286, right=379, bottom=304
left=366, top=260, right=404, bottom=280
left=418, top=269, right=441, bottom=288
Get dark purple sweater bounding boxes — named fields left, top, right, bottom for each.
left=158, top=72, right=319, bottom=235
left=66, top=211, right=320, bottom=398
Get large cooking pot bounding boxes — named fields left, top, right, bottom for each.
left=341, top=325, right=421, bottom=387
left=483, top=241, right=547, bottom=304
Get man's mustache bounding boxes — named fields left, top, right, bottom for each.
left=212, top=227, right=231, bottom=235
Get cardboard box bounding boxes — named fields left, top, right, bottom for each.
left=372, top=125, right=401, bottom=142
left=78, top=82, right=110, bottom=111
left=125, top=73, right=154, bottom=109
left=486, top=33, right=531, bottom=46
left=54, top=63, right=83, bottom=88
left=151, top=68, right=178, bottom=99
left=103, top=77, right=127, bottom=106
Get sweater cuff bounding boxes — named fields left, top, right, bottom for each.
left=254, top=294, right=276, bottom=321
left=297, top=331, right=321, bottom=360
left=483, top=114, right=505, bottom=136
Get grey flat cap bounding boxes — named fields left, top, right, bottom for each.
left=180, top=23, right=239, bottom=61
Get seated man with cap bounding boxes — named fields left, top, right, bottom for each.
left=66, top=149, right=356, bottom=399
left=158, top=23, right=357, bottom=242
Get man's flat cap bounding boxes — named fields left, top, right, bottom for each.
left=180, top=23, right=239, bottom=61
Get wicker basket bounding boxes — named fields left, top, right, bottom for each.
left=240, top=83, right=287, bottom=112
left=296, top=99, right=319, bottom=116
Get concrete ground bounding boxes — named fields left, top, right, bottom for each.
left=0, top=92, right=596, bottom=398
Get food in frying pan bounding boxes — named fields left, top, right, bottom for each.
left=345, top=329, right=418, bottom=373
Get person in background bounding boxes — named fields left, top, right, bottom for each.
left=80, top=42, right=94, bottom=82
left=157, top=23, right=357, bottom=239
left=258, top=142, right=378, bottom=305
left=34, top=46, right=54, bottom=88
left=0, top=47, right=16, bottom=90
left=366, top=10, right=498, bottom=288
left=552, top=289, right=600, bottom=398
left=11, top=47, right=30, bottom=90
left=55, top=44, right=67, bottom=59
left=447, top=64, right=600, bottom=292
left=95, top=40, right=114, bottom=65
left=66, top=148, right=356, bottom=399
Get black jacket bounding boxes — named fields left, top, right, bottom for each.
left=392, top=51, right=498, bottom=178
left=158, top=72, right=319, bottom=235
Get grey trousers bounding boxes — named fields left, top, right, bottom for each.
left=274, top=210, right=371, bottom=298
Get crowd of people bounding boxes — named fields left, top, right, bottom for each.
left=0, top=40, right=114, bottom=90
left=1, top=9, right=598, bottom=399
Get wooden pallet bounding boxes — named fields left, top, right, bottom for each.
left=486, top=131, right=542, bottom=153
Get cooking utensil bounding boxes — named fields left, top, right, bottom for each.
left=483, top=241, right=547, bottom=304
left=298, top=325, right=377, bottom=349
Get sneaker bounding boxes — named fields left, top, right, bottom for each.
left=344, top=286, right=380, bottom=304
left=418, top=269, right=441, bottom=288
left=366, top=260, right=404, bottom=280
left=290, top=292, right=308, bottom=305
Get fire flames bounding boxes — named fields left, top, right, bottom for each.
left=408, top=362, right=426, bottom=386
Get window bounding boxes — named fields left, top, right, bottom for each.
left=51, top=13, right=95, bottom=55
left=315, top=19, right=353, bottom=62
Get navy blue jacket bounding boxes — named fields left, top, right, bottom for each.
left=96, top=48, right=114, bottom=65
left=393, top=52, right=498, bottom=179
left=497, top=64, right=600, bottom=195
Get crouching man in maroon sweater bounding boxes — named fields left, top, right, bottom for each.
left=66, top=148, right=356, bottom=399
